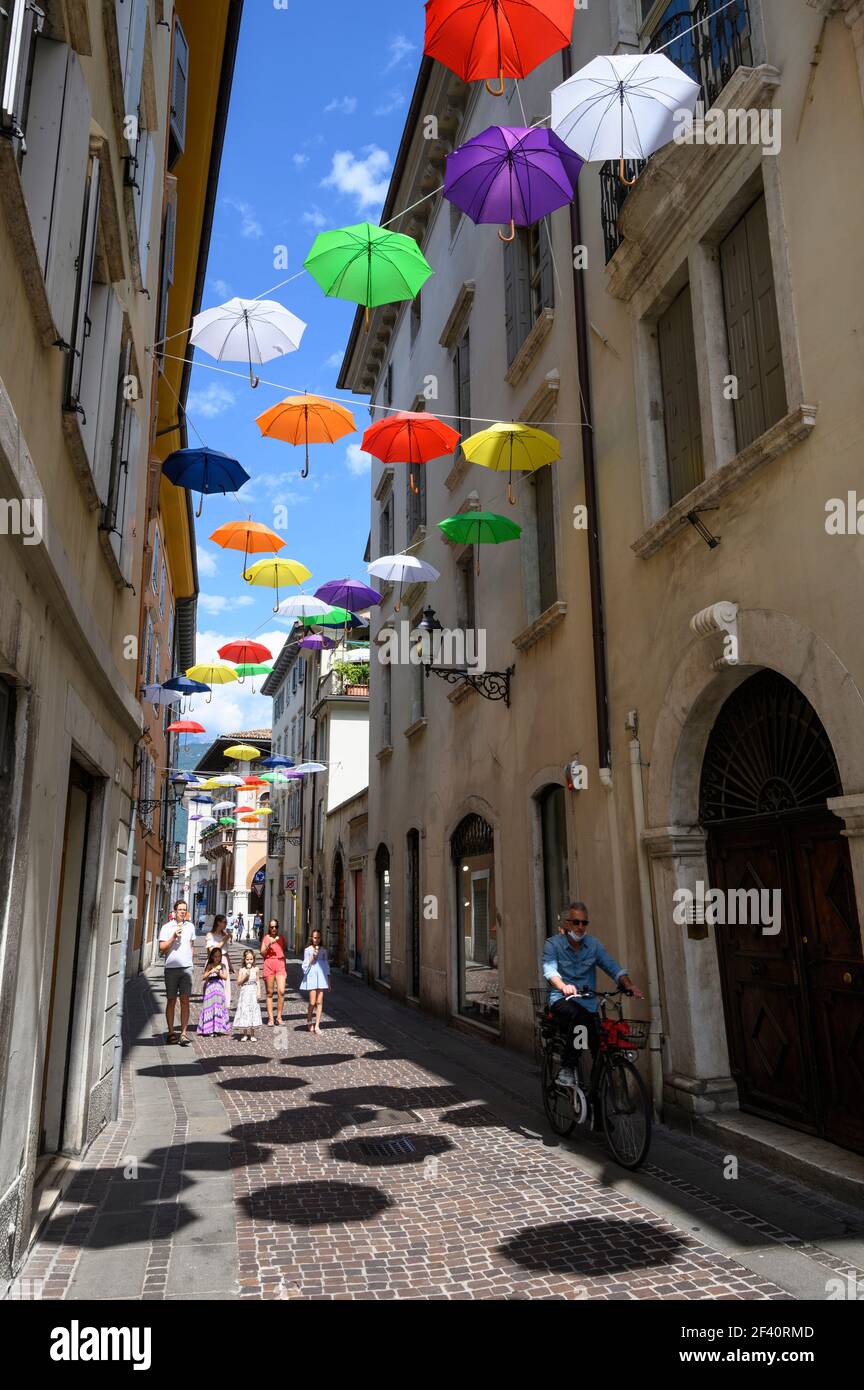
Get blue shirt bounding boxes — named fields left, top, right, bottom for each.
left=542, top=933, right=627, bottom=1010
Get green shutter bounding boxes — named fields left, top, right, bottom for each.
left=658, top=283, right=704, bottom=505
left=720, top=196, right=786, bottom=450
left=538, top=222, right=554, bottom=312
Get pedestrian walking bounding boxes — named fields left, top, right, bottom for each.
left=253, top=912, right=262, bottom=941
left=158, top=898, right=195, bottom=1047
left=233, top=950, right=263, bottom=1042
left=300, top=929, right=330, bottom=1034
left=261, top=918, right=288, bottom=1026
left=198, top=948, right=230, bottom=1036
left=206, top=914, right=234, bottom=1009
left=236, top=912, right=245, bottom=942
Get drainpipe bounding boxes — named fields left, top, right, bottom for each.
left=628, top=728, right=665, bottom=1121
left=563, top=46, right=612, bottom=773
left=112, top=742, right=141, bottom=1121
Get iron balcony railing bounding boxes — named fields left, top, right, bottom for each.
left=601, top=0, right=753, bottom=263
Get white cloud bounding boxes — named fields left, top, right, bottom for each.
left=302, top=205, right=328, bottom=229
left=224, top=196, right=264, bottom=240
left=325, top=351, right=344, bottom=369
left=187, top=381, right=236, bottom=419
left=345, top=444, right=372, bottom=476
left=199, top=593, right=255, bottom=616
left=375, top=90, right=406, bottom=117
left=322, top=146, right=392, bottom=211
left=197, top=546, right=219, bottom=578
left=325, top=96, right=358, bottom=115
left=383, top=34, right=416, bottom=74
left=210, top=277, right=232, bottom=298
left=292, top=153, right=309, bottom=169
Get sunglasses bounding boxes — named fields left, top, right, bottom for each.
left=567, top=919, right=589, bottom=927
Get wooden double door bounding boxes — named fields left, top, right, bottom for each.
left=708, top=810, right=864, bottom=1154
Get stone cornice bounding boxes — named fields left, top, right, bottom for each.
left=374, top=467, right=394, bottom=502
left=519, top=369, right=560, bottom=425
left=512, top=600, right=567, bottom=653
left=505, top=308, right=554, bottom=388
left=642, top=825, right=708, bottom=858
left=439, top=280, right=476, bottom=349
left=606, top=65, right=783, bottom=304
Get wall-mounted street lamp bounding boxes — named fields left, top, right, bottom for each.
left=134, top=771, right=190, bottom=819
left=417, top=607, right=514, bottom=707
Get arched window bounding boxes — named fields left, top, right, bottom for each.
left=375, top=844, right=391, bottom=983
left=450, top=813, right=498, bottom=1026
left=538, top=785, right=569, bottom=938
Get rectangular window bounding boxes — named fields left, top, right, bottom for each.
left=168, top=16, right=189, bottom=167
left=384, top=362, right=394, bottom=409
left=504, top=225, right=553, bottom=365
left=410, top=291, right=421, bottom=347
left=453, top=331, right=471, bottom=443
left=406, top=455, right=426, bottom=540
left=658, top=283, right=704, bottom=503
left=131, top=122, right=157, bottom=286
left=144, top=613, right=153, bottom=684
left=533, top=465, right=558, bottom=612
left=457, top=551, right=476, bottom=633
left=151, top=528, right=160, bottom=591
left=379, top=494, right=394, bottom=557
left=381, top=660, right=392, bottom=748
left=159, top=559, right=166, bottom=619
left=153, top=638, right=161, bottom=686
left=292, top=664, right=298, bottom=693
left=720, top=195, right=787, bottom=452
left=156, top=178, right=178, bottom=366
left=410, top=614, right=425, bottom=725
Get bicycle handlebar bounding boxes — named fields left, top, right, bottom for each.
left=565, top=987, right=633, bottom=999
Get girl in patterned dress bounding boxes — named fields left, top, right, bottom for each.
left=198, top=948, right=230, bottom=1036
left=300, top=929, right=330, bottom=1034
left=233, top=950, right=263, bottom=1042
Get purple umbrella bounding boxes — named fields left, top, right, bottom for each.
left=315, top=577, right=382, bottom=610
left=444, top=125, right=583, bottom=243
left=301, top=634, right=336, bottom=650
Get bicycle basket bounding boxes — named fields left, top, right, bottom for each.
left=621, top=1019, right=650, bottom=1049
left=530, top=987, right=548, bottom=1013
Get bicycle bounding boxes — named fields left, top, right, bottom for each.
left=532, top=987, right=652, bottom=1169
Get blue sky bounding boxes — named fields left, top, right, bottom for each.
left=185, top=2, right=425, bottom=734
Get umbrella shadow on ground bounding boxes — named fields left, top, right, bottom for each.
left=497, top=1217, right=685, bottom=1275
left=329, top=1133, right=454, bottom=1167
left=141, top=1138, right=273, bottom=1171
left=439, top=1104, right=503, bottom=1129
left=279, top=1053, right=356, bottom=1067
left=196, top=1053, right=271, bottom=1070
left=218, top=1074, right=309, bottom=1093
left=227, top=1105, right=357, bottom=1147
left=311, top=1084, right=462, bottom=1113
left=239, top=1179, right=392, bottom=1225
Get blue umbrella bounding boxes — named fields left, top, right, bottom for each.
left=162, top=676, right=210, bottom=695
left=162, top=447, right=250, bottom=516
left=260, top=755, right=295, bottom=769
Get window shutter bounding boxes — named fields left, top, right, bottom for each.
left=720, top=197, right=786, bottom=451
left=114, top=0, right=133, bottom=75
left=1, top=0, right=40, bottom=135
left=123, top=0, right=147, bottom=119
left=104, top=338, right=132, bottom=533
left=156, top=179, right=177, bottom=357
left=658, top=283, right=704, bottom=504
left=80, top=285, right=123, bottom=493
left=457, top=331, right=471, bottom=439
left=116, top=405, right=141, bottom=576
left=538, top=222, right=554, bottom=312
left=503, top=235, right=517, bottom=365
left=133, top=127, right=157, bottom=285
left=534, top=465, right=558, bottom=612
left=504, top=233, right=532, bottom=364
left=66, top=154, right=102, bottom=409
left=169, top=18, right=189, bottom=160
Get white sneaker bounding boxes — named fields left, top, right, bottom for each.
left=557, top=1067, right=576, bottom=1086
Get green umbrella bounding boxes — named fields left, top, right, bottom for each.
left=219, top=816, right=237, bottom=826
left=235, top=663, right=273, bottom=676
left=438, top=510, right=522, bottom=575
left=304, top=222, right=433, bottom=331
left=301, top=606, right=361, bottom=628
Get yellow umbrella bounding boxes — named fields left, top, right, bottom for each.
left=223, top=743, right=262, bottom=761
left=185, top=664, right=238, bottom=702
left=242, top=557, right=312, bottom=612
left=461, top=421, right=560, bottom=505
left=196, top=777, right=222, bottom=790
left=254, top=806, right=273, bottom=815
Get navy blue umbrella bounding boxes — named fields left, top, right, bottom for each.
left=260, top=755, right=295, bottom=768
left=162, top=676, right=210, bottom=695
left=162, top=447, right=250, bottom=516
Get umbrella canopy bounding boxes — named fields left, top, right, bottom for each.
left=425, top=0, right=573, bottom=93
left=196, top=777, right=222, bottom=790
left=278, top=594, right=332, bottom=620
left=444, top=125, right=582, bottom=241
left=243, top=557, right=312, bottom=612
left=233, top=804, right=257, bottom=815
left=186, top=663, right=238, bottom=686
left=315, top=578, right=382, bottom=611
left=163, top=675, right=210, bottom=695
left=190, top=794, right=213, bottom=805
left=256, top=394, right=356, bottom=480
left=209, top=518, right=285, bottom=573
left=293, top=761, right=327, bottom=775
left=234, top=663, right=273, bottom=680
left=300, top=633, right=336, bottom=650
left=259, top=771, right=293, bottom=783
left=361, top=411, right=461, bottom=494
left=367, top=553, right=440, bottom=613
left=304, top=607, right=364, bottom=630
left=551, top=53, right=700, bottom=183
left=461, top=422, right=560, bottom=503
left=438, top=510, right=522, bottom=573
left=304, top=222, right=433, bottom=330
left=166, top=720, right=206, bottom=734
left=190, top=296, right=306, bottom=387
left=223, top=744, right=262, bottom=761
left=244, top=776, right=268, bottom=787
left=213, top=799, right=235, bottom=812
left=214, top=774, right=245, bottom=787
left=162, top=447, right=250, bottom=517
left=143, top=683, right=181, bottom=706
left=260, top=755, right=295, bottom=769
left=219, top=817, right=238, bottom=826
left=217, top=640, right=273, bottom=665
left=254, top=806, right=273, bottom=816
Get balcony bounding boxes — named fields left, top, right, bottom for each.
left=601, top=0, right=753, bottom=263
left=165, top=843, right=187, bottom=873
left=317, top=668, right=370, bottom=701
left=200, top=824, right=235, bottom=859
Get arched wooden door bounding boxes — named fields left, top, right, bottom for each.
left=701, top=670, right=864, bottom=1154
left=331, top=855, right=346, bottom=967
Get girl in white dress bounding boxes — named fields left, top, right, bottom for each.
left=233, top=950, right=263, bottom=1041
left=300, top=929, right=330, bottom=1034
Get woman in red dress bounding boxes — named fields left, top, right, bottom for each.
left=260, top=918, right=288, bottom=1025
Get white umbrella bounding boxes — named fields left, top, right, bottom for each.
left=143, top=683, right=181, bottom=706
left=551, top=53, right=699, bottom=184
left=190, top=296, right=307, bottom=387
left=277, top=593, right=332, bottom=619
left=293, top=762, right=327, bottom=775
left=213, top=799, right=235, bottom=812
left=214, top=774, right=245, bottom=787
left=367, top=552, right=440, bottom=612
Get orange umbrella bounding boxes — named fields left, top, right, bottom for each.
left=256, top=394, right=356, bottom=479
left=209, top=518, right=285, bottom=573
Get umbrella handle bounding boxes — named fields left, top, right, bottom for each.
left=196, top=492, right=204, bottom=518
left=301, top=439, right=310, bottom=480
left=498, top=220, right=516, bottom=244
left=485, top=69, right=505, bottom=96
left=249, top=364, right=260, bottom=389
left=364, top=305, right=370, bottom=333
left=618, top=157, right=639, bottom=187
left=409, top=471, right=419, bottom=495
left=508, top=484, right=517, bottom=507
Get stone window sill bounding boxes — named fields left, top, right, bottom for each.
left=403, top=717, right=427, bottom=740
left=447, top=679, right=475, bottom=706
left=505, top=308, right=554, bottom=388
left=632, top=404, right=818, bottom=559
left=513, top=600, right=567, bottom=652
left=445, top=452, right=472, bottom=492
left=61, top=409, right=101, bottom=511
left=376, top=745, right=394, bottom=762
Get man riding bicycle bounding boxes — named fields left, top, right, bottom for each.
left=542, top=902, right=643, bottom=1087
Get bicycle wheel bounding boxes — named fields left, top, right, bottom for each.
left=598, top=1055, right=651, bottom=1169
left=541, top=1045, right=576, bottom=1137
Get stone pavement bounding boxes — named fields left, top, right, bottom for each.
left=10, top=941, right=864, bottom=1301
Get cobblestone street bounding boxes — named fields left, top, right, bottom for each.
left=14, top=945, right=864, bottom=1302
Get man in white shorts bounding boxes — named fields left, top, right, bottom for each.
left=159, top=899, right=195, bottom=1046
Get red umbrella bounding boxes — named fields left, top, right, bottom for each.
left=244, top=776, right=267, bottom=787
left=167, top=720, right=206, bottom=734
left=424, top=0, right=573, bottom=95
left=362, top=411, right=461, bottom=495
left=217, top=640, right=273, bottom=664
left=234, top=804, right=256, bottom=814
